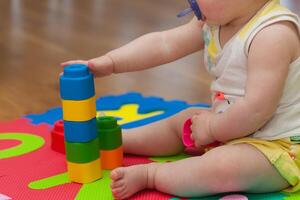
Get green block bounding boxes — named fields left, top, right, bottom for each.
left=65, top=138, right=100, bottom=163
left=97, top=116, right=122, bottom=150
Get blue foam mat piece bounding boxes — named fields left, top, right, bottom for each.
left=25, top=92, right=210, bottom=129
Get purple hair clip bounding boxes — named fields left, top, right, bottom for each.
left=177, top=0, right=203, bottom=20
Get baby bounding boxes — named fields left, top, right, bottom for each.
left=62, top=0, right=300, bottom=199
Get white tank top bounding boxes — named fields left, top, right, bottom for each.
left=202, top=0, right=300, bottom=140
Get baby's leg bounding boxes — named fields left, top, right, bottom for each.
left=110, top=143, right=289, bottom=199
left=123, top=107, right=206, bottom=156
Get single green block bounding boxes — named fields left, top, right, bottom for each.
left=97, top=116, right=122, bottom=150
left=65, top=138, right=100, bottom=163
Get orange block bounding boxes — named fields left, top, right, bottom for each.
left=101, top=146, right=123, bottom=170
left=67, top=158, right=102, bottom=183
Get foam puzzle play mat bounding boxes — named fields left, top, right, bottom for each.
left=1, top=92, right=300, bottom=200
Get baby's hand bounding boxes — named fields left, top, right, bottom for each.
left=60, top=55, right=114, bottom=77
left=190, top=110, right=215, bottom=148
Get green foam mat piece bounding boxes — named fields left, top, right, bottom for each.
left=0, top=133, right=45, bottom=159
left=75, top=170, right=113, bottom=200
left=29, top=173, right=71, bottom=190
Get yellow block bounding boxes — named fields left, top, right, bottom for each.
left=67, top=158, right=102, bottom=183
left=62, top=96, right=96, bottom=121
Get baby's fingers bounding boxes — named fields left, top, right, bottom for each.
left=87, top=56, right=114, bottom=77
left=190, top=133, right=195, bottom=142
left=60, top=60, right=88, bottom=67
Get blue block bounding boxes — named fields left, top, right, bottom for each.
left=60, top=64, right=95, bottom=100
left=64, top=118, right=98, bottom=143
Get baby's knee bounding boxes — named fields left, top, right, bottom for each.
left=201, top=149, right=246, bottom=191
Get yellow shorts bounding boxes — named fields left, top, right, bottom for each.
left=227, top=137, right=300, bottom=192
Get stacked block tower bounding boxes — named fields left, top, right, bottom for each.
left=60, top=64, right=102, bottom=183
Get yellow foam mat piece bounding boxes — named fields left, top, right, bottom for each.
left=67, top=158, right=102, bottom=183
left=62, top=96, right=96, bottom=121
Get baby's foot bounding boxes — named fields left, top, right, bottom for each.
left=110, top=163, right=158, bottom=199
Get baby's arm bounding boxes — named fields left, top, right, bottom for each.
left=62, top=18, right=204, bottom=76
left=210, top=21, right=300, bottom=142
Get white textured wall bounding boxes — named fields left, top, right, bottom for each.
left=281, top=0, right=300, bottom=15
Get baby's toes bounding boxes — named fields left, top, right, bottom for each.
left=110, top=167, right=125, bottom=181
left=110, top=179, right=125, bottom=189
left=112, top=185, right=126, bottom=199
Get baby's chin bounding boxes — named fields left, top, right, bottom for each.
left=201, top=14, right=231, bottom=26
left=201, top=15, right=217, bottom=26
left=203, top=20, right=220, bottom=26
left=203, top=18, right=227, bottom=26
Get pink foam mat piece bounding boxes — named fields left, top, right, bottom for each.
left=131, top=190, right=173, bottom=200
left=0, top=118, right=81, bottom=200
left=123, top=154, right=153, bottom=166
left=0, top=118, right=177, bottom=200
left=0, top=139, right=21, bottom=150
left=2, top=118, right=284, bottom=200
